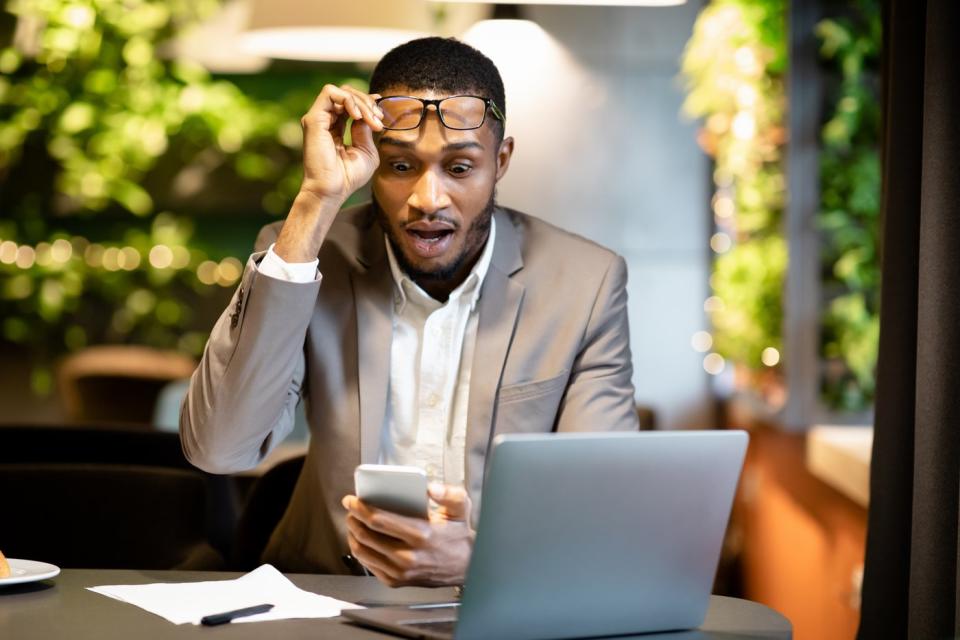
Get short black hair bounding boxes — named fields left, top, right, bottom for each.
left=369, top=37, right=506, bottom=141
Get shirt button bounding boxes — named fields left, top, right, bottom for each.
left=426, top=393, right=440, bottom=408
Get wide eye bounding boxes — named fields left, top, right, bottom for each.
left=390, top=161, right=413, bottom=174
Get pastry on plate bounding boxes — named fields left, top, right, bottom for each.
left=0, top=549, right=9, bottom=578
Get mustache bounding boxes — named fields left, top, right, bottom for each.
left=401, top=214, right=459, bottom=230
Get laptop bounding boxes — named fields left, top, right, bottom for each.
left=343, top=430, right=748, bottom=640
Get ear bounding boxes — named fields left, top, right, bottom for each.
left=495, top=136, right=515, bottom=182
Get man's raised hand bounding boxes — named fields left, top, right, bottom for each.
left=274, top=84, right=384, bottom=263
left=300, top=84, right=383, bottom=205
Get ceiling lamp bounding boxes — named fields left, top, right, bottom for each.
left=165, top=0, right=270, bottom=73
left=240, top=0, right=485, bottom=63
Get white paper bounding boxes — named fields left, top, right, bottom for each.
left=88, top=564, right=363, bottom=625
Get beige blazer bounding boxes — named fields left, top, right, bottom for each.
left=181, top=204, right=638, bottom=573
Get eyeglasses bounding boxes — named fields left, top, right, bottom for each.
left=375, top=95, right=505, bottom=131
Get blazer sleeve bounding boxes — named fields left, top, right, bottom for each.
left=555, top=254, right=640, bottom=432
left=179, top=224, right=321, bottom=473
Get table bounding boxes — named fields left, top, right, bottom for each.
left=0, top=569, right=791, bottom=639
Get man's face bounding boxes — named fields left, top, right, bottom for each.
left=372, top=86, right=513, bottom=286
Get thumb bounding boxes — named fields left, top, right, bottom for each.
left=429, top=483, right=471, bottom=520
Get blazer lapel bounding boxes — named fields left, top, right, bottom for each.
left=352, top=217, right=393, bottom=465
left=465, top=209, right=525, bottom=499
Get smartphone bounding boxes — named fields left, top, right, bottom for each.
left=354, top=464, right=429, bottom=519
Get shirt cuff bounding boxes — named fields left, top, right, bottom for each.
left=257, top=243, right=321, bottom=283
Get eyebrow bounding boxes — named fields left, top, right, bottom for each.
left=378, top=137, right=485, bottom=153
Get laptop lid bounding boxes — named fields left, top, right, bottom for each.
left=453, top=430, right=748, bottom=640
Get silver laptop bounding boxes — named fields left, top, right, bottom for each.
left=343, top=430, right=748, bottom=640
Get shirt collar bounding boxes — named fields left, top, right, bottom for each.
left=385, top=216, right=497, bottom=314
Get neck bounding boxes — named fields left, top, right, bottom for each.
left=415, top=241, right=486, bottom=303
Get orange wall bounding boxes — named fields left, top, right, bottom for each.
left=735, top=429, right=866, bottom=640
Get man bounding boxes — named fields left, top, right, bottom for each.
left=181, top=37, right=638, bottom=587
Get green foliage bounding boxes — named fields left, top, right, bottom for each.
left=0, top=0, right=364, bottom=393
left=816, top=0, right=882, bottom=410
left=710, top=236, right=787, bottom=367
left=681, top=0, right=787, bottom=375
left=683, top=0, right=882, bottom=413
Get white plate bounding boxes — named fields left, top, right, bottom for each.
left=0, top=559, right=61, bottom=586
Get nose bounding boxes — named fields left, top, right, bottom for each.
left=407, top=168, right=451, bottom=214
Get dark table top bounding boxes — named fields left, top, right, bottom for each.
left=0, top=569, right=791, bottom=639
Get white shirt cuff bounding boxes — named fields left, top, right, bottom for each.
left=257, top=243, right=321, bottom=283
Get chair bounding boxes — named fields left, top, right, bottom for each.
left=230, top=455, right=305, bottom=571
left=637, top=404, right=657, bottom=430
left=0, top=424, right=238, bottom=569
left=56, top=345, right=196, bottom=425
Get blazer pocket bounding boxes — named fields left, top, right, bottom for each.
left=495, top=371, right=569, bottom=434
left=498, top=370, right=569, bottom=405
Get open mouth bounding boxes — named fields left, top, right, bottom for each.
left=404, top=227, right=455, bottom=258
left=408, top=228, right=453, bottom=243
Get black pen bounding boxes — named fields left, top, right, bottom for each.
left=200, top=603, right=274, bottom=626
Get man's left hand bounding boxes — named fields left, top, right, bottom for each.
left=342, top=483, right=475, bottom=587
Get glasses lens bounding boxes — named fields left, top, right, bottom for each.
left=438, top=96, right=487, bottom=130
left=379, top=97, right=424, bottom=130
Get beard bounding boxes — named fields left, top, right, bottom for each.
left=373, top=190, right=496, bottom=285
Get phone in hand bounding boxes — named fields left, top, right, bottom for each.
left=354, top=464, right=429, bottom=519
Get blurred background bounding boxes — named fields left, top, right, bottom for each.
left=0, top=1, right=880, bottom=638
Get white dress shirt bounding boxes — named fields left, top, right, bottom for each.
left=256, top=218, right=496, bottom=487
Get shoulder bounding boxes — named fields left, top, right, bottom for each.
left=500, top=207, right=625, bottom=284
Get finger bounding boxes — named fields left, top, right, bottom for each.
left=428, top=484, right=471, bottom=520
left=343, top=85, right=384, bottom=120
left=347, top=498, right=430, bottom=545
left=352, top=540, right=409, bottom=586
left=346, top=515, right=417, bottom=567
left=341, top=87, right=383, bottom=131
left=349, top=118, right=377, bottom=156
left=302, top=84, right=353, bottom=129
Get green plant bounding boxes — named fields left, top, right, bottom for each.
left=0, top=0, right=365, bottom=393
left=682, top=0, right=881, bottom=412
left=681, top=0, right=788, bottom=379
left=816, top=0, right=882, bottom=411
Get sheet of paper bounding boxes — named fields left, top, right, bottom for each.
left=88, top=564, right=363, bottom=625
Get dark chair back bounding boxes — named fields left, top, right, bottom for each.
left=0, top=425, right=238, bottom=569
left=231, top=455, right=305, bottom=571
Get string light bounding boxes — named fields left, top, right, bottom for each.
left=15, top=245, right=36, bottom=269
left=712, top=194, right=735, bottom=220
left=0, top=241, right=17, bottom=264
left=691, top=331, right=713, bottom=353
left=196, top=260, right=219, bottom=285
left=0, top=235, right=242, bottom=289
left=216, top=257, right=243, bottom=287
left=120, top=246, right=141, bottom=270
left=703, top=353, right=726, bottom=375
left=710, top=232, right=732, bottom=254
left=761, top=347, right=781, bottom=367
left=51, top=239, right=73, bottom=263
left=149, top=245, right=174, bottom=269
left=704, top=296, right=725, bottom=313
left=85, top=244, right=105, bottom=267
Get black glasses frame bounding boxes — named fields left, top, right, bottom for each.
left=374, top=95, right=506, bottom=131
